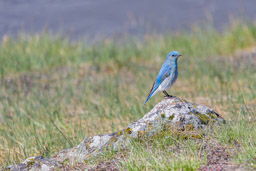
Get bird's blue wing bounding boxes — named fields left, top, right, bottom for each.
left=144, top=64, right=171, bottom=104
left=156, top=64, right=172, bottom=86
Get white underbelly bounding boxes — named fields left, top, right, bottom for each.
left=158, top=74, right=177, bottom=91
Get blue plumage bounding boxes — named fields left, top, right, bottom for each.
left=144, top=51, right=182, bottom=104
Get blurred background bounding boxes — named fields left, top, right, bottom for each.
left=1, top=0, right=256, bottom=39
left=1, top=0, right=256, bottom=169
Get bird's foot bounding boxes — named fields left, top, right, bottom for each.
left=163, top=91, right=175, bottom=98
left=165, top=94, right=175, bottom=98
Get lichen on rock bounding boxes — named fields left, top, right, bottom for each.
left=4, top=97, right=225, bottom=171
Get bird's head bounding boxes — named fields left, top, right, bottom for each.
left=166, top=51, right=182, bottom=61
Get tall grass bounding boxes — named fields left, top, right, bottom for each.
left=0, top=23, right=256, bottom=169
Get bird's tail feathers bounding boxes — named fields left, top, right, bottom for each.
left=143, top=87, right=158, bottom=105
left=144, top=94, right=152, bottom=105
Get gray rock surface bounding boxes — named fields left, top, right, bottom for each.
left=3, top=97, right=225, bottom=171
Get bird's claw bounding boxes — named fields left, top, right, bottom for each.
left=164, top=95, right=175, bottom=98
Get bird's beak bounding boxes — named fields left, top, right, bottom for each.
left=178, top=54, right=182, bottom=58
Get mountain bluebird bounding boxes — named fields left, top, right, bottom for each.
left=144, top=51, right=182, bottom=104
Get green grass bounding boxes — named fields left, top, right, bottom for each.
left=119, top=127, right=204, bottom=170
left=0, top=22, right=256, bottom=169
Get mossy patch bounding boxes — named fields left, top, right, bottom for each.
left=124, top=128, right=132, bottom=135
left=168, top=114, right=175, bottom=120
left=137, top=123, right=204, bottom=144
left=160, top=113, right=165, bottom=118
left=117, top=131, right=123, bottom=136
left=207, top=112, right=218, bottom=119
left=86, top=138, right=92, bottom=149
left=147, top=123, right=152, bottom=131
left=196, top=113, right=210, bottom=124
left=109, top=136, right=118, bottom=143
left=185, top=124, right=194, bottom=131
left=26, top=158, right=35, bottom=169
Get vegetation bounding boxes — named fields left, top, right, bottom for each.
left=0, top=23, right=256, bottom=169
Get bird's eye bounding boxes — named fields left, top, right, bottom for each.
left=172, top=55, right=174, bottom=57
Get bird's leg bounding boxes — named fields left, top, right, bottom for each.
left=163, top=91, right=173, bottom=98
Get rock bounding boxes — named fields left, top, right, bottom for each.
left=3, top=97, right=225, bottom=171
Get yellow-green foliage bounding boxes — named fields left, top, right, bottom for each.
left=0, top=23, right=256, bottom=169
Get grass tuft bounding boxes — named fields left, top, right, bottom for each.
left=0, top=22, right=256, bottom=169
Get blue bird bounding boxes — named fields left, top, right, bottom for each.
left=144, top=51, right=182, bottom=104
